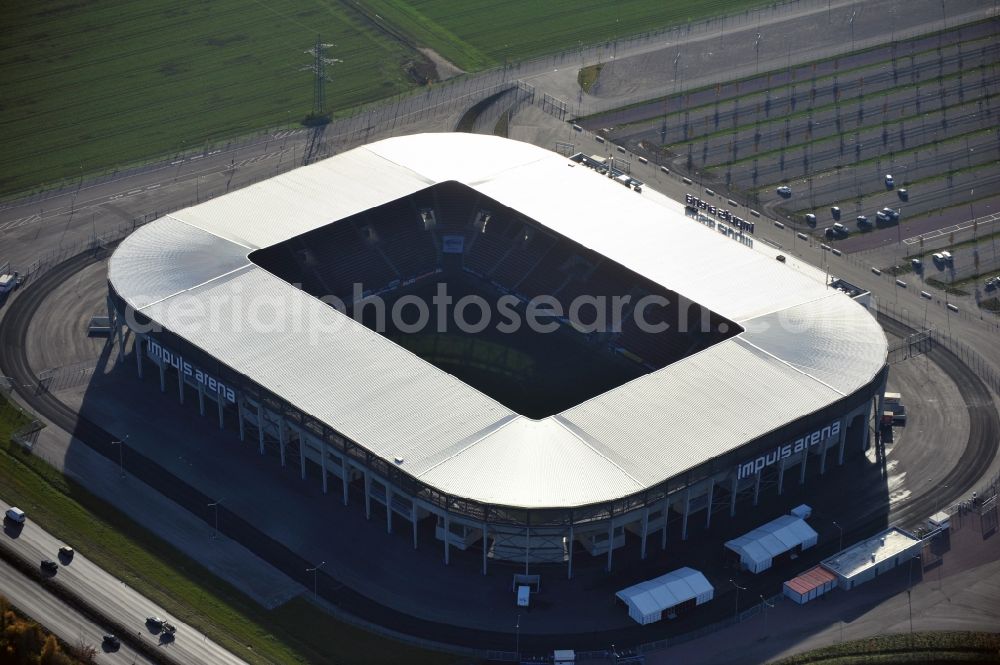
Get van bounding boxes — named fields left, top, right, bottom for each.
left=805, top=213, right=817, bottom=225
left=5, top=507, right=25, bottom=524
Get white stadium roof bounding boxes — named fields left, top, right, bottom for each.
left=109, top=133, right=887, bottom=509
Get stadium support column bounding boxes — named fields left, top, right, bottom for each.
left=820, top=436, right=828, bottom=475
left=799, top=445, right=809, bottom=484
left=111, top=298, right=125, bottom=365
left=320, top=443, right=328, bottom=494
left=278, top=420, right=287, bottom=467
left=158, top=361, right=165, bottom=393
left=481, top=523, right=489, bottom=576
left=256, top=403, right=265, bottom=455
left=444, top=515, right=451, bottom=565
left=386, top=485, right=394, bottom=534
left=778, top=458, right=786, bottom=495
left=364, top=471, right=372, bottom=520
left=681, top=488, right=691, bottom=541
left=661, top=493, right=669, bottom=550
left=237, top=398, right=245, bottom=441
left=640, top=508, right=650, bottom=560
left=197, top=383, right=205, bottom=416
left=411, top=505, right=418, bottom=549
left=753, top=471, right=762, bottom=506
left=606, top=519, right=615, bottom=572
left=567, top=525, right=574, bottom=579
left=730, top=475, right=738, bottom=517
left=705, top=479, right=715, bottom=529
left=135, top=335, right=143, bottom=378
left=177, top=361, right=184, bottom=404
left=837, top=418, right=847, bottom=465
left=299, top=431, right=306, bottom=480
left=217, top=396, right=224, bottom=429
left=863, top=400, right=872, bottom=452
left=106, top=296, right=117, bottom=360
left=341, top=457, right=349, bottom=506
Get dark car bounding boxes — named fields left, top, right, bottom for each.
left=58, top=546, right=74, bottom=561
left=102, top=634, right=120, bottom=650
left=40, top=559, right=58, bottom=573
left=162, top=622, right=177, bottom=635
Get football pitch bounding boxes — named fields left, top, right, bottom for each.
left=354, top=276, right=648, bottom=419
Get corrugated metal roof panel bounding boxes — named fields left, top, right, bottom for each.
left=173, top=149, right=433, bottom=249
left=140, top=267, right=512, bottom=465
left=108, top=216, right=251, bottom=309
left=472, top=155, right=824, bottom=322
left=740, top=292, right=888, bottom=395
left=561, top=339, right=844, bottom=485
left=416, top=417, right=644, bottom=508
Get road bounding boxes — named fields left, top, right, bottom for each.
left=0, top=556, right=156, bottom=665
left=0, top=499, right=248, bottom=665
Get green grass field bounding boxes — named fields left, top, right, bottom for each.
left=1, top=0, right=776, bottom=199
left=0, top=396, right=456, bottom=665
left=0, top=0, right=418, bottom=197
left=363, top=0, right=768, bottom=71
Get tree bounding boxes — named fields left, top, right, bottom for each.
left=41, top=634, right=59, bottom=664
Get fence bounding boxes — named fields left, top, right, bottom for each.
left=876, top=299, right=1000, bottom=396
left=0, top=379, right=45, bottom=451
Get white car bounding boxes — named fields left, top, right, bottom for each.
left=4, top=507, right=25, bottom=524
left=776, top=185, right=792, bottom=196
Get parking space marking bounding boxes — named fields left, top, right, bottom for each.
left=903, top=212, right=1000, bottom=245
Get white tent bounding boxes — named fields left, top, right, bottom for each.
left=725, top=514, right=818, bottom=573
left=616, top=567, right=714, bottom=625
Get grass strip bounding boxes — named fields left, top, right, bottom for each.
left=768, top=631, right=1000, bottom=665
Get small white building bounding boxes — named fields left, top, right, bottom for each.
left=821, top=527, right=922, bottom=590
left=725, top=514, right=818, bottom=574
left=616, top=567, right=714, bottom=625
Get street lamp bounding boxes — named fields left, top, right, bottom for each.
left=729, top=578, right=746, bottom=623
left=207, top=499, right=223, bottom=539
left=110, top=435, right=129, bottom=478
left=306, top=561, right=325, bottom=599
left=832, top=520, right=843, bottom=552
left=515, top=614, right=521, bottom=661
left=760, top=594, right=775, bottom=640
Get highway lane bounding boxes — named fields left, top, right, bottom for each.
left=0, top=556, right=156, bottom=665
left=0, top=499, right=249, bottom=665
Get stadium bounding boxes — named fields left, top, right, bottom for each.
left=106, top=133, right=889, bottom=577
